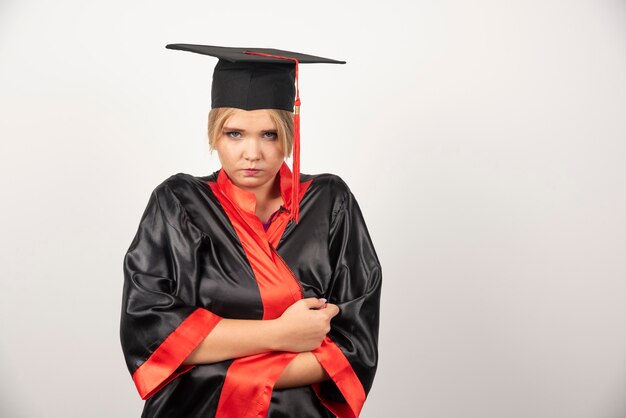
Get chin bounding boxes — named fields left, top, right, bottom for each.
left=238, top=174, right=267, bottom=184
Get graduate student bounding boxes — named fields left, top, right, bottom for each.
left=119, top=43, right=382, bottom=418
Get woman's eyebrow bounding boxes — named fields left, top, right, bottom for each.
left=223, top=126, right=277, bottom=132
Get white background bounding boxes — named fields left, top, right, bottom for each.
left=1, top=1, right=626, bottom=417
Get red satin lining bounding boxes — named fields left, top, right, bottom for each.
left=311, top=337, right=367, bottom=418
left=132, top=307, right=223, bottom=400
left=209, top=165, right=311, bottom=320
left=208, top=166, right=365, bottom=417
left=216, top=351, right=298, bottom=418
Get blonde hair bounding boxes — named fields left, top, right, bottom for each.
left=207, top=107, right=294, bottom=158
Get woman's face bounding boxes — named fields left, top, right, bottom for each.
left=214, top=108, right=285, bottom=194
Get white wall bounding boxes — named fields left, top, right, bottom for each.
left=1, top=0, right=625, bottom=417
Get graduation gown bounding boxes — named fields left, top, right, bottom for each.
left=119, top=161, right=382, bottom=418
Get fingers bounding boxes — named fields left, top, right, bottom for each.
left=301, top=297, right=327, bottom=309
left=299, top=298, right=340, bottom=318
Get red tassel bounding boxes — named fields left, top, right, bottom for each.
left=291, top=97, right=301, bottom=224
left=244, top=50, right=301, bottom=224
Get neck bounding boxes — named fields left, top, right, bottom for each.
left=245, top=172, right=282, bottom=210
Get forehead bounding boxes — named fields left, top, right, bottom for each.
left=225, top=109, right=276, bottom=129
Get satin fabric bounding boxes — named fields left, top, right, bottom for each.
left=120, top=161, right=382, bottom=417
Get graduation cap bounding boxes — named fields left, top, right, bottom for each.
left=165, top=43, right=346, bottom=224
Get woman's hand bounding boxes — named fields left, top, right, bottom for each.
left=271, top=297, right=340, bottom=352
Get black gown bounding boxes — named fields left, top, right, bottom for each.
left=119, top=161, right=382, bottom=418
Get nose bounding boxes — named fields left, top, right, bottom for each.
left=243, top=138, right=261, bottom=161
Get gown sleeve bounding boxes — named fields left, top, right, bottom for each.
left=119, top=183, right=223, bottom=400
left=311, top=183, right=383, bottom=418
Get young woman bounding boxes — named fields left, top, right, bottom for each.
left=120, top=44, right=382, bottom=418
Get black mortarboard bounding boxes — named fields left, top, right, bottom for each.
left=165, top=43, right=346, bottom=224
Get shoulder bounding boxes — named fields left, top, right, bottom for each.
left=147, top=171, right=217, bottom=214
left=309, top=172, right=353, bottom=201
left=152, top=171, right=216, bottom=197
left=305, top=172, right=357, bottom=224
left=142, top=172, right=221, bottom=234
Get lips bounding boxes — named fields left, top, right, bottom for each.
left=243, top=168, right=261, bottom=175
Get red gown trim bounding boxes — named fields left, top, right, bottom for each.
left=216, top=351, right=299, bottom=418
left=132, top=307, right=223, bottom=400
left=209, top=161, right=309, bottom=319
left=208, top=162, right=365, bottom=417
left=311, top=337, right=367, bottom=418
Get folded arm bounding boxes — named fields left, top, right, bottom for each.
left=182, top=297, right=337, bottom=388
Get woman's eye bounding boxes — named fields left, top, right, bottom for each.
left=263, top=132, right=278, bottom=139
left=225, top=131, right=241, bottom=138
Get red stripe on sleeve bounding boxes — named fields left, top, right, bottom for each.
left=311, top=337, right=367, bottom=418
left=132, top=307, right=223, bottom=400
left=215, top=351, right=298, bottom=418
